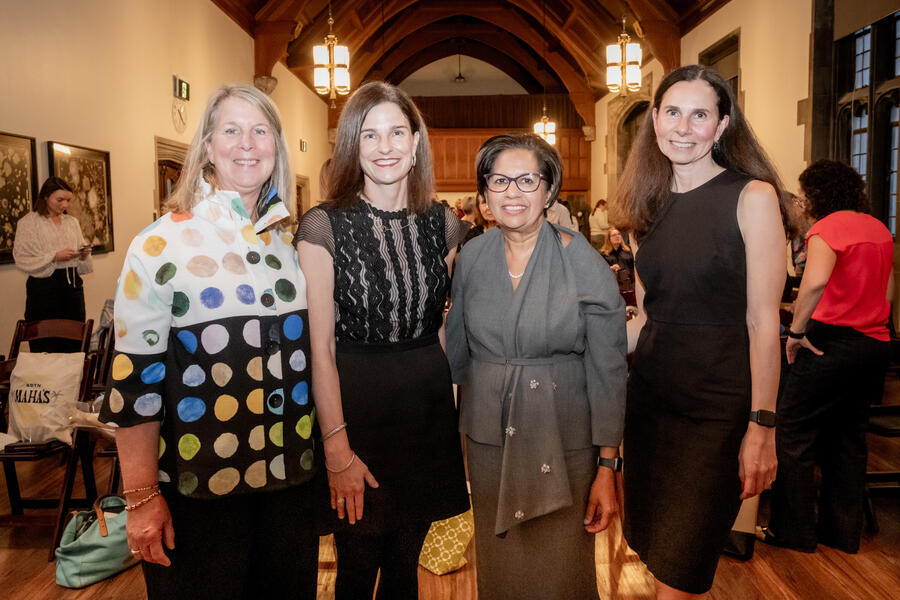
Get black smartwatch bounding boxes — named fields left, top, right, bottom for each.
left=786, top=328, right=805, bottom=339
left=749, top=410, right=777, bottom=428
left=598, top=456, right=623, bottom=472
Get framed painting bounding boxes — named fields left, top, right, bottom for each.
left=47, top=141, right=114, bottom=254
left=0, top=131, right=38, bottom=264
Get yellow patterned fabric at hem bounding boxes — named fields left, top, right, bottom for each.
left=418, top=499, right=474, bottom=575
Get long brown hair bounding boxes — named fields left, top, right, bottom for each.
left=328, top=81, right=434, bottom=214
left=611, top=65, right=792, bottom=240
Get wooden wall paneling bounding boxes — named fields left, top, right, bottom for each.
left=429, top=128, right=591, bottom=194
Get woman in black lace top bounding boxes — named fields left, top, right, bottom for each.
left=295, top=82, right=468, bottom=600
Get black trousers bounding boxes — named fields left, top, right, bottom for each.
left=25, top=269, right=86, bottom=353
left=770, top=322, right=890, bottom=552
left=142, top=483, right=319, bottom=600
left=333, top=521, right=431, bottom=600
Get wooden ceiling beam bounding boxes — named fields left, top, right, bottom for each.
left=254, top=20, right=297, bottom=78
left=628, top=0, right=681, bottom=73
left=254, top=0, right=304, bottom=23
left=286, top=1, right=597, bottom=125
left=385, top=43, right=545, bottom=94
left=370, top=23, right=564, bottom=92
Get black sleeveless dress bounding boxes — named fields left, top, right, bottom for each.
left=623, top=170, right=753, bottom=594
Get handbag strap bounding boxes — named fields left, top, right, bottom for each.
left=92, top=494, right=125, bottom=538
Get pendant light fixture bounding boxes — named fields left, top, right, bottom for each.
left=454, top=53, right=466, bottom=84
left=533, top=1, right=556, bottom=145
left=606, top=16, right=642, bottom=94
left=313, top=1, right=350, bottom=108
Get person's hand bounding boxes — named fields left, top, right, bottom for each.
left=786, top=335, right=823, bottom=364
left=328, top=453, right=379, bottom=525
left=54, top=248, right=79, bottom=262
left=584, top=467, right=618, bottom=533
left=77, top=245, right=92, bottom=260
left=738, top=424, right=776, bottom=499
left=610, top=264, right=621, bottom=272
left=126, top=494, right=175, bottom=566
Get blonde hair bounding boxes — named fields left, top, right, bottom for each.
left=166, top=84, right=292, bottom=222
left=600, top=228, right=631, bottom=255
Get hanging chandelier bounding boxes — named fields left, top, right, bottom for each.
left=606, top=16, right=642, bottom=94
left=533, top=1, right=556, bottom=145
left=313, top=2, right=350, bottom=107
left=534, top=105, right=556, bottom=145
left=454, top=54, right=466, bottom=84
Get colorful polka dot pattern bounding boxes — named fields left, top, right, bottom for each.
left=98, top=183, right=315, bottom=498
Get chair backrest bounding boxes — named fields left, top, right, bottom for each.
left=91, top=326, right=114, bottom=388
left=8, top=319, right=94, bottom=359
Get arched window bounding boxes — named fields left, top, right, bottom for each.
left=851, top=104, right=869, bottom=179
left=617, top=101, right=649, bottom=176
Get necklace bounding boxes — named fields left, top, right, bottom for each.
left=362, top=196, right=412, bottom=230
left=508, top=270, right=525, bottom=279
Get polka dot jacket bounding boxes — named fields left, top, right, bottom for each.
left=99, top=181, right=315, bottom=499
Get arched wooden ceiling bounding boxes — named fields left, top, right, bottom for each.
left=213, top=0, right=732, bottom=128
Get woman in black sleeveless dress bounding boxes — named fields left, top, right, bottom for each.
left=612, top=66, right=792, bottom=597
left=296, top=82, right=468, bottom=600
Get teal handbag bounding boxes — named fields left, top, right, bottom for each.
left=55, top=494, right=140, bottom=588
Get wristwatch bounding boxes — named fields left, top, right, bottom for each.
left=598, top=456, right=623, bottom=472
left=749, top=409, right=777, bottom=428
left=786, top=328, right=805, bottom=339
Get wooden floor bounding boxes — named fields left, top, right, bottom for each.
left=3, top=385, right=900, bottom=599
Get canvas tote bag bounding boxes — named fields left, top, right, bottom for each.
left=8, top=352, right=85, bottom=445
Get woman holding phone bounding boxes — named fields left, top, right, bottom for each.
left=13, top=176, right=93, bottom=352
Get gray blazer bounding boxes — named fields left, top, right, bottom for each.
left=447, top=221, right=627, bottom=534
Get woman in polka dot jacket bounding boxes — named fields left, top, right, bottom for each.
left=99, top=84, right=319, bottom=599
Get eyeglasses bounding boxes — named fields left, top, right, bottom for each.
left=484, top=172, right=544, bottom=193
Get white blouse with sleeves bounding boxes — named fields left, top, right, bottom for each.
left=12, top=212, right=94, bottom=278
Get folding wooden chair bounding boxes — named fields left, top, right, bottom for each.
left=0, top=319, right=98, bottom=559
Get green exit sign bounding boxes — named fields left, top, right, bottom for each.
left=173, top=76, right=190, bottom=101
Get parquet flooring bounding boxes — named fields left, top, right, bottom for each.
left=2, top=385, right=899, bottom=599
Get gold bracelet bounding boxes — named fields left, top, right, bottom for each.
left=321, top=422, right=348, bottom=442
left=325, top=452, right=356, bottom=473
left=125, top=489, right=161, bottom=511
left=122, top=483, right=159, bottom=495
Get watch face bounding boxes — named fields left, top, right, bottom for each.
left=753, top=410, right=777, bottom=427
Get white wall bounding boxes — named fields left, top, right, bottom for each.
left=0, top=0, right=330, bottom=342
left=680, top=0, right=812, bottom=189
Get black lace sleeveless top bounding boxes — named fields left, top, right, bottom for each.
left=295, top=198, right=459, bottom=343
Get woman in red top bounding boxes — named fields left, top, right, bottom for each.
left=767, top=159, right=893, bottom=553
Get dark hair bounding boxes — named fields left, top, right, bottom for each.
left=475, top=133, right=563, bottom=208
left=328, top=81, right=434, bottom=214
left=799, top=159, right=868, bottom=220
left=612, top=65, right=792, bottom=239
left=591, top=198, right=607, bottom=215
left=35, top=177, right=73, bottom=216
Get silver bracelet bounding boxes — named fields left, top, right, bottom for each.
left=325, top=452, right=356, bottom=473
left=321, top=422, right=348, bottom=442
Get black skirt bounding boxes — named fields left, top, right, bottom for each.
left=316, top=334, right=469, bottom=535
left=25, top=268, right=86, bottom=353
